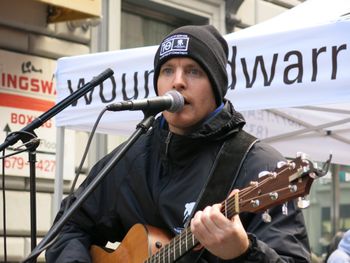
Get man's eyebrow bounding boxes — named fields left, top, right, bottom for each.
left=161, top=60, right=201, bottom=68
left=161, top=62, right=174, bottom=67
left=187, top=63, right=199, bottom=67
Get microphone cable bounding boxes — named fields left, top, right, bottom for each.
left=68, top=107, right=108, bottom=197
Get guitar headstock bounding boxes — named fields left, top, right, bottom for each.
left=233, top=154, right=324, bottom=214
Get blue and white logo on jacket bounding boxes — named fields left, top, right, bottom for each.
left=183, top=202, right=195, bottom=223
left=174, top=201, right=196, bottom=234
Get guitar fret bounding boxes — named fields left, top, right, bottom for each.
left=179, top=231, right=182, bottom=256
left=168, top=243, right=170, bottom=263
left=191, top=231, right=195, bottom=246
left=185, top=228, right=188, bottom=251
left=173, top=238, right=176, bottom=261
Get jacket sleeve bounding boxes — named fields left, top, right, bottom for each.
left=45, top=218, right=93, bottom=263
left=229, top=142, right=311, bottom=263
left=45, top=147, right=125, bottom=263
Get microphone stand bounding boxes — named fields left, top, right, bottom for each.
left=0, top=68, right=114, bottom=262
left=6, top=132, right=41, bottom=259
left=23, top=112, right=157, bottom=262
left=28, top=141, right=40, bottom=255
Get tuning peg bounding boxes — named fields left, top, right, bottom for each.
left=282, top=202, right=288, bottom=215
left=296, top=152, right=309, bottom=160
left=289, top=184, right=297, bottom=193
left=262, top=210, right=271, bottom=223
left=250, top=199, right=260, bottom=208
left=258, top=171, right=277, bottom=179
left=258, top=171, right=270, bottom=178
left=277, top=161, right=287, bottom=168
left=297, top=197, right=310, bottom=209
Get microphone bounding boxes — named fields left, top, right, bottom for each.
left=106, top=90, right=184, bottom=113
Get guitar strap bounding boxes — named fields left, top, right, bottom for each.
left=186, top=129, right=258, bottom=224
left=181, top=129, right=258, bottom=262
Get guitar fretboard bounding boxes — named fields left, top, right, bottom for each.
left=144, top=194, right=241, bottom=263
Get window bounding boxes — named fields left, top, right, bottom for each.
left=120, top=1, right=207, bottom=49
left=321, top=205, right=350, bottom=253
left=121, top=11, right=176, bottom=49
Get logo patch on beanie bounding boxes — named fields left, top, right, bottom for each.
left=159, top=34, right=189, bottom=58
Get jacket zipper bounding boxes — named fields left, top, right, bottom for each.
left=165, top=131, right=172, bottom=156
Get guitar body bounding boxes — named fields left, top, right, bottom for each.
left=90, top=223, right=172, bottom=263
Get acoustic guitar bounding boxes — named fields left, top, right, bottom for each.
left=90, top=154, right=325, bottom=263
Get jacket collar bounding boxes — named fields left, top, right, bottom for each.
left=154, top=100, right=246, bottom=163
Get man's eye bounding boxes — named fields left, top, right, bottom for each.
left=187, top=68, right=201, bottom=76
left=161, top=68, right=173, bottom=75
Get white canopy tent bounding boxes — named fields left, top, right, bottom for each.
left=222, top=0, right=350, bottom=166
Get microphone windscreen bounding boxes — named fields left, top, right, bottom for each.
left=165, top=90, right=184, bottom=112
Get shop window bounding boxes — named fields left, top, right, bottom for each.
left=320, top=205, right=350, bottom=253
left=120, top=2, right=194, bottom=49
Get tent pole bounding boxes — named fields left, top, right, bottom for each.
left=52, top=127, right=65, bottom=221
left=331, top=164, right=340, bottom=236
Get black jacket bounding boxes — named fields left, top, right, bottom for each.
left=46, top=100, right=311, bottom=262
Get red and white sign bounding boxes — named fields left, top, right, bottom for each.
left=0, top=49, right=61, bottom=179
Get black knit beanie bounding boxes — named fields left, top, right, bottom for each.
left=153, top=25, right=229, bottom=106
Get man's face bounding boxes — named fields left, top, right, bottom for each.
left=157, top=57, right=217, bottom=135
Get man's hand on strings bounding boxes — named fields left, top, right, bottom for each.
left=190, top=190, right=250, bottom=260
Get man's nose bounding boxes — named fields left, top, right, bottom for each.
left=172, top=69, right=186, bottom=90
